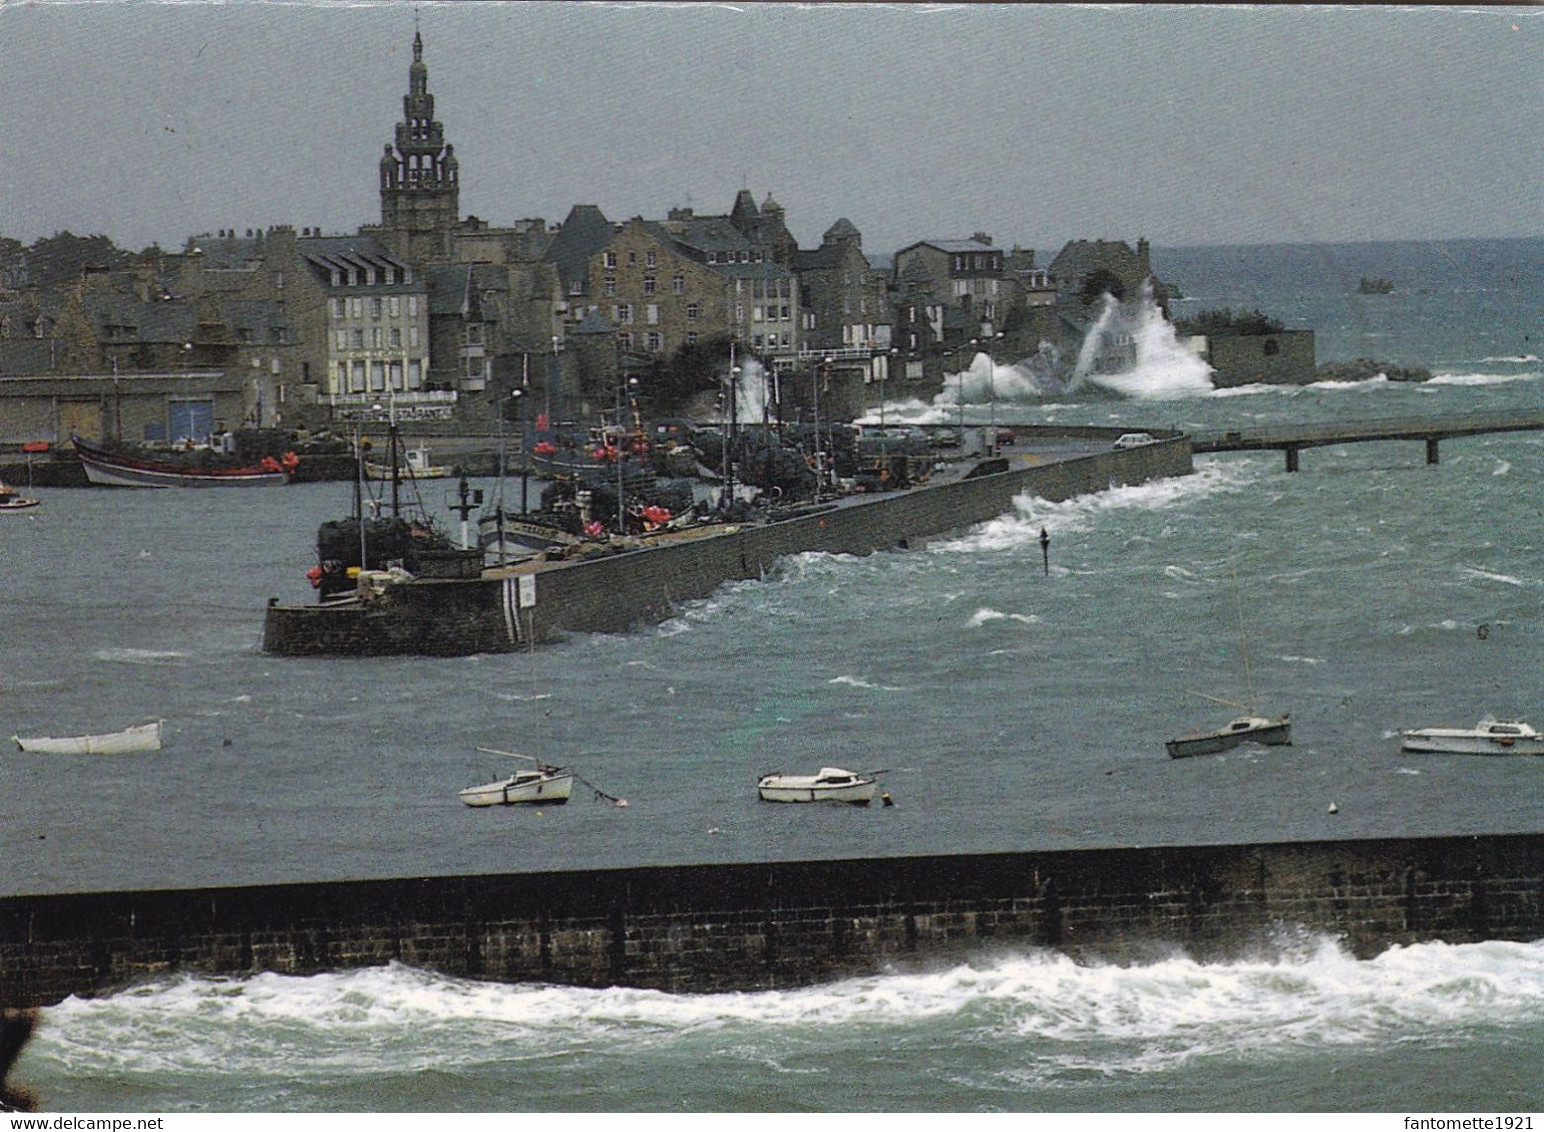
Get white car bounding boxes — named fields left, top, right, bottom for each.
left=1112, top=432, right=1157, bottom=450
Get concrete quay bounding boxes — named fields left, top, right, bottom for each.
left=3, top=832, right=1541, bottom=1007
left=262, top=430, right=1193, bottom=656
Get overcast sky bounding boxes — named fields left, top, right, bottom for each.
left=2, top=2, right=1538, bottom=256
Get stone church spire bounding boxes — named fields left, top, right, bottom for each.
left=379, top=30, right=460, bottom=263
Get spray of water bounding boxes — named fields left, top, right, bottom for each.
left=1068, top=282, right=1215, bottom=399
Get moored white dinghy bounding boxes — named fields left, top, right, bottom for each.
left=1400, top=719, right=1544, bottom=756
left=757, top=766, right=878, bottom=805
left=14, top=720, right=162, bottom=755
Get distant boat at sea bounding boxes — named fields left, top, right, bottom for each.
left=1357, top=276, right=1395, bottom=294
left=13, top=720, right=162, bottom=755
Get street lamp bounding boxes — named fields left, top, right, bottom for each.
left=814, top=356, right=831, bottom=502
left=615, top=374, right=638, bottom=534
left=509, top=387, right=529, bottom=515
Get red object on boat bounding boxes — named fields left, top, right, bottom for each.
left=20, top=441, right=49, bottom=453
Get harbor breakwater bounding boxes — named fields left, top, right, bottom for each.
left=3, top=833, right=1542, bottom=1007
left=262, top=430, right=1193, bottom=655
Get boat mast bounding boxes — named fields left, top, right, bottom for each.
left=1233, top=561, right=1255, bottom=712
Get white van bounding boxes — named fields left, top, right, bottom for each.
left=1112, top=432, right=1157, bottom=450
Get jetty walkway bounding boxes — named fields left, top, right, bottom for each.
left=1187, top=410, right=1544, bottom=472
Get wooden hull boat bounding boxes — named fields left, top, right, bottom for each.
left=757, top=766, right=877, bottom=804
left=1400, top=720, right=1544, bottom=756
left=459, top=765, right=574, bottom=806
left=73, top=436, right=292, bottom=488
left=14, top=720, right=162, bottom=755
left=1166, top=715, right=1291, bottom=759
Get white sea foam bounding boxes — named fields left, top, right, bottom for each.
left=935, top=458, right=1255, bottom=555
left=1461, top=566, right=1526, bottom=587
left=1428, top=371, right=1541, bottom=387
left=91, top=647, right=186, bottom=665
left=968, top=608, right=1041, bottom=628
left=34, top=938, right=1544, bottom=1083
left=828, top=674, right=903, bottom=692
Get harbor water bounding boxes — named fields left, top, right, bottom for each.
left=2, top=237, right=1541, bottom=1111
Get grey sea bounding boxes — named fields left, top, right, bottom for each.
left=3, top=237, right=1542, bottom=1112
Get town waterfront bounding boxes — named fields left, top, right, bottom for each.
left=3, top=238, right=1542, bottom=1111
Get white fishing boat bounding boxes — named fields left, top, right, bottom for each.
left=1400, top=719, right=1544, bottom=756
left=757, top=766, right=878, bottom=805
left=13, top=720, right=162, bottom=755
left=459, top=765, right=574, bottom=806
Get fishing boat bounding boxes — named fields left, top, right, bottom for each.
left=13, top=720, right=162, bottom=755
left=1166, top=714, right=1292, bottom=759
left=366, top=446, right=451, bottom=481
left=0, top=481, right=40, bottom=512
left=757, top=766, right=878, bottom=805
left=1400, top=719, right=1544, bottom=756
left=1168, top=566, right=1291, bottom=758
left=72, top=435, right=296, bottom=488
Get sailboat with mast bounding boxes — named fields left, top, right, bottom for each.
left=1165, top=567, right=1291, bottom=759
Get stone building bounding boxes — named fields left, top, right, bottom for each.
left=792, top=218, right=890, bottom=355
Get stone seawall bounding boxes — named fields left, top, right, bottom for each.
left=263, top=435, right=1193, bottom=654
left=3, top=834, right=1541, bottom=1007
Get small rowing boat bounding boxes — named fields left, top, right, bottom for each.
left=13, top=720, right=162, bottom=755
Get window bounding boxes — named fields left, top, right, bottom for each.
left=333, top=297, right=346, bottom=318
left=371, top=298, right=383, bottom=319
left=672, top=274, right=685, bottom=295
left=390, top=328, right=402, bottom=347
left=646, top=331, right=663, bottom=351
left=643, top=277, right=656, bottom=295
left=646, top=304, right=659, bottom=324
left=337, top=362, right=348, bottom=391
left=604, top=277, right=617, bottom=297
left=408, top=360, right=422, bottom=389
left=350, top=298, right=362, bottom=319
left=408, top=296, right=418, bottom=316
left=628, top=252, right=636, bottom=266
left=351, top=360, right=366, bottom=391
left=384, top=268, right=394, bottom=285
left=371, top=327, right=382, bottom=348
left=604, top=252, right=617, bottom=268
left=370, top=361, right=385, bottom=391
left=686, top=303, right=699, bottom=320
left=1264, top=338, right=1281, bottom=356
left=646, top=251, right=656, bottom=268
left=352, top=329, right=364, bottom=349
left=409, top=327, right=419, bottom=348
left=618, top=331, right=633, bottom=348
left=390, top=297, right=400, bottom=317
left=366, top=268, right=376, bottom=286
left=389, top=362, right=404, bottom=390
left=735, top=303, right=744, bottom=322
left=617, top=304, right=633, bottom=323
left=685, top=332, right=698, bottom=345
left=570, top=280, right=583, bottom=296
left=274, top=271, right=284, bottom=290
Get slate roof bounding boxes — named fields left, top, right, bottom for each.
left=543, top=205, right=614, bottom=291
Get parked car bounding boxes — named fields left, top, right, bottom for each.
left=1112, top=432, right=1157, bottom=450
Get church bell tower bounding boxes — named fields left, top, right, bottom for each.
left=379, top=31, right=460, bottom=263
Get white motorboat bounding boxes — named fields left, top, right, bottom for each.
left=757, top=766, right=878, bottom=805
left=459, top=764, right=574, bottom=806
left=1166, top=714, right=1291, bottom=759
left=1400, top=719, right=1544, bottom=756
left=13, top=720, right=162, bottom=755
